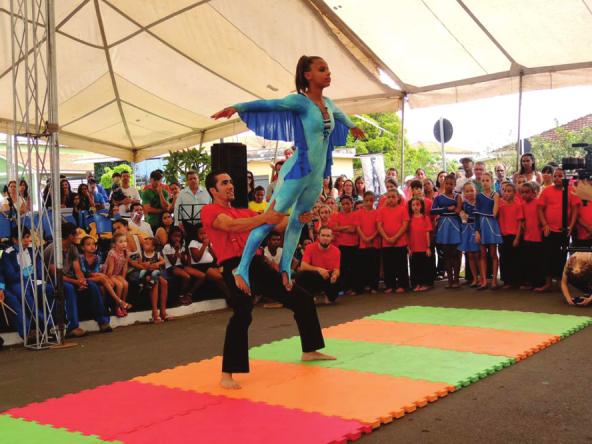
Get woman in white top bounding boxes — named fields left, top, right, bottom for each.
left=513, top=153, right=542, bottom=184
left=2, top=180, right=27, bottom=217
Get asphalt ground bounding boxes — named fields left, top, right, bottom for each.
left=2, top=284, right=591, bottom=443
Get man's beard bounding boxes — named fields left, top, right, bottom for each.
left=319, top=241, right=330, bottom=248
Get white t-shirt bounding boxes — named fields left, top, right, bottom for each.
left=118, top=185, right=142, bottom=217
left=264, top=246, right=282, bottom=266
left=188, top=240, right=215, bottom=265
left=128, top=218, right=154, bottom=237
left=455, top=175, right=476, bottom=193
left=162, top=243, right=185, bottom=268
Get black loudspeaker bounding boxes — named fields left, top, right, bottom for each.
left=211, top=143, right=248, bottom=208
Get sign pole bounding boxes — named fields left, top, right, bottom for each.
left=439, top=117, right=446, bottom=171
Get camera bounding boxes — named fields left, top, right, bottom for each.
left=562, top=143, right=592, bottom=180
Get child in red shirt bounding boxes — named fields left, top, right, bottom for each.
left=497, top=182, right=524, bottom=289
left=519, top=182, right=544, bottom=289
left=575, top=193, right=592, bottom=247
left=377, top=190, right=409, bottom=293
left=408, top=197, right=433, bottom=291
left=328, top=195, right=360, bottom=294
left=537, top=168, right=580, bottom=291
left=355, top=191, right=380, bottom=293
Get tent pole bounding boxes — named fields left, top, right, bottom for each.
left=6, top=134, right=15, bottom=181
left=399, top=94, right=406, bottom=181
left=516, top=71, right=523, bottom=171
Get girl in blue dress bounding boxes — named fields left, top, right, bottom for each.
left=459, top=182, right=480, bottom=287
left=431, top=174, right=462, bottom=288
left=212, top=56, right=365, bottom=294
left=474, top=172, right=502, bottom=290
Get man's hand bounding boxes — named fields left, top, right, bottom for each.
left=262, top=201, right=286, bottom=225
left=330, top=271, right=339, bottom=284
left=298, top=212, right=314, bottom=224
left=543, top=225, right=551, bottom=237
left=426, top=248, right=432, bottom=257
left=317, top=268, right=330, bottom=280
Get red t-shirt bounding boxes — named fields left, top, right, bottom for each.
left=498, top=199, right=524, bottom=236
left=377, top=205, right=409, bottom=247
left=355, top=208, right=379, bottom=249
left=302, top=242, right=340, bottom=270
left=577, top=202, right=592, bottom=240
left=201, top=204, right=258, bottom=264
left=408, top=215, right=432, bottom=253
left=378, top=192, right=406, bottom=209
left=522, top=198, right=542, bottom=242
left=328, top=211, right=359, bottom=247
left=539, top=185, right=581, bottom=233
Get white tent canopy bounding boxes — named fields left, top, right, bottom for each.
left=1, top=0, right=591, bottom=161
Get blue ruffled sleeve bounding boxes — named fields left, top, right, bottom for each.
left=324, top=120, right=351, bottom=178
left=234, top=94, right=307, bottom=114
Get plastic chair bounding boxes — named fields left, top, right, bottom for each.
left=94, top=214, right=112, bottom=235
left=0, top=214, right=12, bottom=239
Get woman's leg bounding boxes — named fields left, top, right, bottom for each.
left=171, top=267, right=191, bottom=293
left=468, top=252, right=479, bottom=285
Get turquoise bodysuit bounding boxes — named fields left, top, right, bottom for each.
left=233, top=93, right=354, bottom=288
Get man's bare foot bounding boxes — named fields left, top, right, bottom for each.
left=220, top=373, right=241, bottom=390
left=281, top=272, right=293, bottom=292
left=234, top=272, right=251, bottom=296
left=301, top=351, right=336, bottom=361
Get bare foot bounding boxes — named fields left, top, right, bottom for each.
left=302, top=351, right=336, bottom=361
left=534, top=285, right=551, bottom=293
left=395, top=287, right=405, bottom=294
left=220, top=373, right=241, bottom=390
left=384, top=288, right=393, bottom=294
left=281, top=272, right=293, bottom=292
left=234, top=272, right=251, bottom=296
left=323, top=295, right=332, bottom=305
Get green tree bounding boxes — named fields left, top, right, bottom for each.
left=530, top=127, right=592, bottom=168
left=347, top=113, right=442, bottom=180
left=99, top=163, right=134, bottom=189
left=164, top=147, right=211, bottom=184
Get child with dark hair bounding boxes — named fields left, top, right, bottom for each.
left=248, top=186, right=268, bottom=214
left=79, top=236, right=122, bottom=310
left=408, top=197, right=433, bottom=291
left=498, top=182, right=524, bottom=289
left=138, top=236, right=170, bottom=323
left=459, top=182, right=480, bottom=287
left=328, top=194, right=360, bottom=294
left=355, top=191, right=380, bottom=293
left=519, top=182, right=544, bottom=290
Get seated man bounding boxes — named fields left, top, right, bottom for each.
left=561, top=252, right=592, bottom=306
left=295, top=226, right=341, bottom=305
left=45, top=222, right=113, bottom=336
left=0, top=227, right=54, bottom=340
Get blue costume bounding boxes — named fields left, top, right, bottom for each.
left=0, top=245, right=54, bottom=338
left=233, top=93, right=354, bottom=286
left=475, top=192, right=502, bottom=245
left=431, top=194, right=461, bottom=245
left=459, top=201, right=480, bottom=253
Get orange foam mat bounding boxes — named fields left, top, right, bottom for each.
left=134, top=356, right=454, bottom=428
left=323, top=319, right=560, bottom=360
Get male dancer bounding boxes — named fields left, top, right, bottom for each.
left=201, top=170, right=335, bottom=389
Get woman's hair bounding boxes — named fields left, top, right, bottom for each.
left=19, top=179, right=29, bottom=198
left=435, top=171, right=447, bottom=187
left=342, top=179, right=354, bottom=195
left=353, top=176, right=365, bottom=197
left=482, top=172, right=494, bottom=182
left=323, top=176, right=333, bottom=191
left=161, top=211, right=173, bottom=226
left=247, top=170, right=254, bottom=191
left=385, top=177, right=398, bottom=188
left=295, top=55, right=322, bottom=94
left=334, top=176, right=344, bottom=190
left=519, top=153, right=537, bottom=175
left=462, top=181, right=476, bottom=192
left=168, top=226, right=184, bottom=243
left=408, top=197, right=425, bottom=215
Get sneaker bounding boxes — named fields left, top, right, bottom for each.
left=67, top=327, right=86, bottom=338
left=180, top=294, right=193, bottom=306
left=99, top=323, right=113, bottom=333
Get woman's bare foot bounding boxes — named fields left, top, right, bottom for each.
left=220, top=372, right=241, bottom=390
left=301, top=351, right=336, bottom=361
left=234, top=272, right=251, bottom=296
left=534, top=284, right=551, bottom=293
left=281, top=272, right=293, bottom=292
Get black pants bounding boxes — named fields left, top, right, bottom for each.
left=220, top=256, right=325, bottom=373
left=410, top=252, right=434, bottom=287
left=382, top=247, right=409, bottom=290
left=521, top=241, right=544, bottom=287
left=500, top=235, right=521, bottom=285
left=339, top=246, right=358, bottom=291
left=542, top=232, right=567, bottom=279
left=357, top=248, right=380, bottom=291
left=294, top=270, right=340, bottom=302
left=436, top=245, right=446, bottom=276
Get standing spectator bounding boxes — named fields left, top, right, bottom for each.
left=143, top=170, right=172, bottom=233
left=174, top=170, right=211, bottom=242
left=408, top=197, right=433, bottom=291
left=248, top=186, right=267, bottom=214
left=355, top=191, right=380, bottom=293
left=312, top=204, right=332, bottom=241
left=353, top=176, right=366, bottom=202
left=435, top=171, right=447, bottom=195
left=494, top=164, right=508, bottom=193
left=386, top=167, right=398, bottom=182
left=473, top=161, right=486, bottom=193
left=415, top=168, right=426, bottom=182
left=86, top=171, right=109, bottom=201
left=540, top=165, right=554, bottom=190
left=112, top=171, right=141, bottom=218
left=537, top=168, right=579, bottom=292
left=18, top=179, right=31, bottom=213
left=44, top=223, right=112, bottom=336
left=339, top=179, right=356, bottom=205
left=169, top=181, right=181, bottom=211
left=519, top=182, right=544, bottom=289
left=455, top=158, right=475, bottom=193
left=423, top=178, right=436, bottom=200
left=513, top=153, right=542, bottom=184
left=128, top=202, right=154, bottom=237
left=459, top=182, right=480, bottom=287
left=377, top=189, right=410, bottom=293
left=378, top=177, right=401, bottom=208
left=296, top=227, right=341, bottom=304
left=328, top=195, right=359, bottom=294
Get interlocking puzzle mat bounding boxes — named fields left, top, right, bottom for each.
left=4, top=306, right=591, bottom=443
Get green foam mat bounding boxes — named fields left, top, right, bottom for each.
left=250, top=337, right=514, bottom=388
left=367, top=306, right=592, bottom=337
left=0, top=415, right=115, bottom=444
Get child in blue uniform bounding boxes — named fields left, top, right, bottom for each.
left=431, top=174, right=462, bottom=288
left=459, top=182, right=480, bottom=287
left=475, top=172, right=502, bottom=290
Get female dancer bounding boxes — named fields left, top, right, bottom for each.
left=212, top=55, right=364, bottom=293
left=512, top=153, right=542, bottom=184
